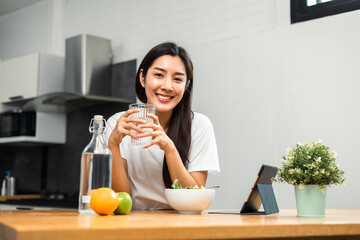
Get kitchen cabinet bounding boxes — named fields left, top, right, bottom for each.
left=0, top=204, right=72, bottom=210
left=0, top=111, right=66, bottom=144
left=0, top=53, right=66, bottom=144
left=0, top=52, right=64, bottom=105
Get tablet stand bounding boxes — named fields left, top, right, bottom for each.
left=241, top=183, right=279, bottom=215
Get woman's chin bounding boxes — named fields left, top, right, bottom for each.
left=152, top=102, right=175, bottom=113
left=155, top=106, right=173, bottom=113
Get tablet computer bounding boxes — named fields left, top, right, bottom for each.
left=240, top=164, right=278, bottom=214
left=209, top=164, right=278, bottom=215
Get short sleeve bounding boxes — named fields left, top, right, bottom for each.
left=187, top=113, right=220, bottom=177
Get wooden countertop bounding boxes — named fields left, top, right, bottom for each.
left=1, top=209, right=360, bottom=240
left=0, top=195, right=42, bottom=202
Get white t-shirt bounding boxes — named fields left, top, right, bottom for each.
left=105, top=112, right=220, bottom=209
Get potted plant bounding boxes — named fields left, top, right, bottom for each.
left=273, top=139, right=345, bottom=217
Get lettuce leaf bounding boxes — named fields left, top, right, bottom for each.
left=171, top=179, right=183, bottom=189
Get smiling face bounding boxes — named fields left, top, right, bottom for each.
left=140, top=55, right=187, bottom=113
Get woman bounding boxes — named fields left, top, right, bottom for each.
left=105, top=42, right=220, bottom=209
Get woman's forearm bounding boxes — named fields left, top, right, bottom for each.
left=109, top=144, right=132, bottom=196
left=165, top=145, right=206, bottom=187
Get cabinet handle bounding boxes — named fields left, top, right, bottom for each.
left=16, top=207, right=33, bottom=210
left=9, top=95, right=24, bottom=101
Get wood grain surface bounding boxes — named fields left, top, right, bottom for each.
left=0, top=209, right=360, bottom=240
left=0, top=195, right=42, bottom=202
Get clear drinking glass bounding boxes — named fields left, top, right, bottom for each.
left=129, top=103, right=156, bottom=146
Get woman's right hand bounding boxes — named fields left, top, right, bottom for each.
left=108, top=108, right=146, bottom=148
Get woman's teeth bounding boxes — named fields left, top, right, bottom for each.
left=158, top=95, right=171, bottom=100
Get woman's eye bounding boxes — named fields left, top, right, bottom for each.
left=174, top=78, right=183, bottom=82
left=155, top=73, right=163, bottom=78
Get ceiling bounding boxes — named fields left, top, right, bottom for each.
left=0, top=0, right=43, bottom=16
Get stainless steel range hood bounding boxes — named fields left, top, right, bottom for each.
left=8, top=34, right=134, bottom=113
left=65, top=34, right=112, bottom=97
left=16, top=91, right=132, bottom=113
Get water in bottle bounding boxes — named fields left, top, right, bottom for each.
left=78, top=115, right=112, bottom=214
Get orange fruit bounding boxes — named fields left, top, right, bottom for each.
left=90, top=187, right=118, bottom=215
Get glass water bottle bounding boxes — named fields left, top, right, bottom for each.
left=78, top=115, right=113, bottom=214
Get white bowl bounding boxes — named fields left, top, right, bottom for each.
left=165, top=189, right=215, bottom=214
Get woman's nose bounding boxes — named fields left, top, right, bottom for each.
left=161, top=77, right=173, bottom=91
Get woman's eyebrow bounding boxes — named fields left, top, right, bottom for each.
left=154, top=67, right=166, bottom=72
left=153, top=67, right=185, bottom=76
left=174, top=72, right=186, bottom=76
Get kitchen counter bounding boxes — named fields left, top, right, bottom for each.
left=0, top=199, right=77, bottom=210
left=0, top=196, right=77, bottom=210
left=0, top=209, right=360, bottom=240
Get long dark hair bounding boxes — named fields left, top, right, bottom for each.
left=135, top=42, right=194, bottom=188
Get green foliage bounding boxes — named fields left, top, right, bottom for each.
left=273, top=140, right=345, bottom=189
left=171, top=179, right=183, bottom=189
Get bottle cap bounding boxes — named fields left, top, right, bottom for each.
left=94, top=115, right=103, bottom=123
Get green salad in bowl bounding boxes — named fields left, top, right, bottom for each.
left=171, top=179, right=206, bottom=189
left=166, top=179, right=215, bottom=214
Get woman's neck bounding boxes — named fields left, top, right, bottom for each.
left=156, top=110, right=172, bottom=132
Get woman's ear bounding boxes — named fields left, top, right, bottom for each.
left=139, top=69, right=145, bottom=88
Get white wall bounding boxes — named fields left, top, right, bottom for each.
left=0, top=0, right=359, bottom=209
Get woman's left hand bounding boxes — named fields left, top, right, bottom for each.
left=138, top=114, right=175, bottom=152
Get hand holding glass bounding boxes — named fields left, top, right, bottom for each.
left=129, top=103, right=156, bottom=146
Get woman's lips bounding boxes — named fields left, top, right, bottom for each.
left=156, top=93, right=173, bottom=102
